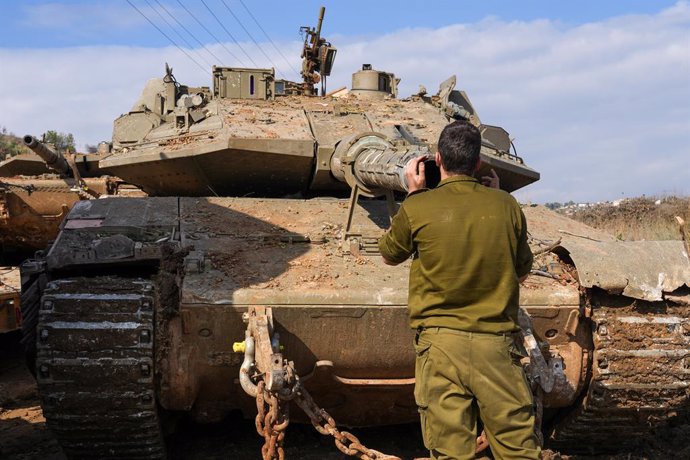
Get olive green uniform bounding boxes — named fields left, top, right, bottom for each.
left=379, top=175, right=539, bottom=460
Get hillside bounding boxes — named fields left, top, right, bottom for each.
left=560, top=196, right=690, bottom=241
left=0, top=127, right=30, bottom=159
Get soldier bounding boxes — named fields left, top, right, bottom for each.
left=379, top=120, right=539, bottom=460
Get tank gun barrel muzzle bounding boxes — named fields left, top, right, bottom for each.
left=23, top=135, right=70, bottom=175
left=331, top=133, right=431, bottom=197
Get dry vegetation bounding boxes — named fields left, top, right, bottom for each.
left=0, top=127, right=30, bottom=159
left=562, top=196, right=690, bottom=241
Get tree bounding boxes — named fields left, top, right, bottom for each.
left=43, top=130, right=75, bottom=153
left=0, top=126, right=30, bottom=159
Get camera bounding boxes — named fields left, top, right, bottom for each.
left=421, top=158, right=441, bottom=189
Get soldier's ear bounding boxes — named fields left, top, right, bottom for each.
left=474, top=158, right=482, bottom=173
left=435, top=151, right=442, bottom=167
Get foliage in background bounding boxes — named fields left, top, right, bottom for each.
left=0, top=126, right=30, bottom=159
left=0, top=127, right=78, bottom=159
left=42, top=130, right=75, bottom=153
left=545, top=201, right=575, bottom=210
left=565, top=196, right=689, bottom=241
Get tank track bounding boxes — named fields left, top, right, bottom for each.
left=35, top=276, right=166, bottom=459
left=20, top=267, right=46, bottom=373
left=548, top=294, right=690, bottom=453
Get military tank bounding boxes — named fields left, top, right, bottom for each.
left=0, top=136, right=142, bottom=254
left=0, top=137, right=142, bottom=338
left=20, top=7, right=690, bottom=459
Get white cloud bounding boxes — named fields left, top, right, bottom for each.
left=21, top=2, right=148, bottom=31
left=1, top=2, right=688, bottom=202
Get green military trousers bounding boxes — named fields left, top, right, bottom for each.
left=414, top=327, right=540, bottom=460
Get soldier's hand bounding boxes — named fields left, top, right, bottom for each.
left=482, top=168, right=500, bottom=189
left=406, top=156, right=427, bottom=193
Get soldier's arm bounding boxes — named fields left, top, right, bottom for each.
left=515, top=208, right=533, bottom=279
left=379, top=205, right=414, bottom=266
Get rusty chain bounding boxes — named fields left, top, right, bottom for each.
left=255, top=380, right=289, bottom=460
left=251, top=366, right=399, bottom=460
left=240, top=306, right=400, bottom=460
left=291, top=379, right=399, bottom=460
left=247, top=347, right=487, bottom=460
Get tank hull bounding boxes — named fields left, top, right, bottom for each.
left=29, top=196, right=690, bottom=453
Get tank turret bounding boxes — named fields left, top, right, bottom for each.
left=99, top=67, right=538, bottom=197
left=96, top=7, right=537, bottom=197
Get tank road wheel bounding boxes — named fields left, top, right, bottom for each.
left=35, top=276, right=166, bottom=459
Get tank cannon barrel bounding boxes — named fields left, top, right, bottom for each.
left=23, top=135, right=70, bottom=175
left=330, top=133, right=431, bottom=196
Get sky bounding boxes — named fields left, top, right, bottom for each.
left=0, top=0, right=688, bottom=203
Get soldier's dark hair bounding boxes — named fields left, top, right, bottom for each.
left=437, top=120, right=482, bottom=175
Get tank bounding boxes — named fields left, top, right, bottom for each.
left=20, top=8, right=690, bottom=459
left=0, top=137, right=142, bottom=347
left=0, top=136, right=142, bottom=253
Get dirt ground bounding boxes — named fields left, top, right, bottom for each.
left=0, top=330, right=678, bottom=460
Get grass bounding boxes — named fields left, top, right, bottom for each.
left=563, top=196, right=690, bottom=241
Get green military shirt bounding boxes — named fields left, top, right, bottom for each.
left=378, top=175, right=533, bottom=334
